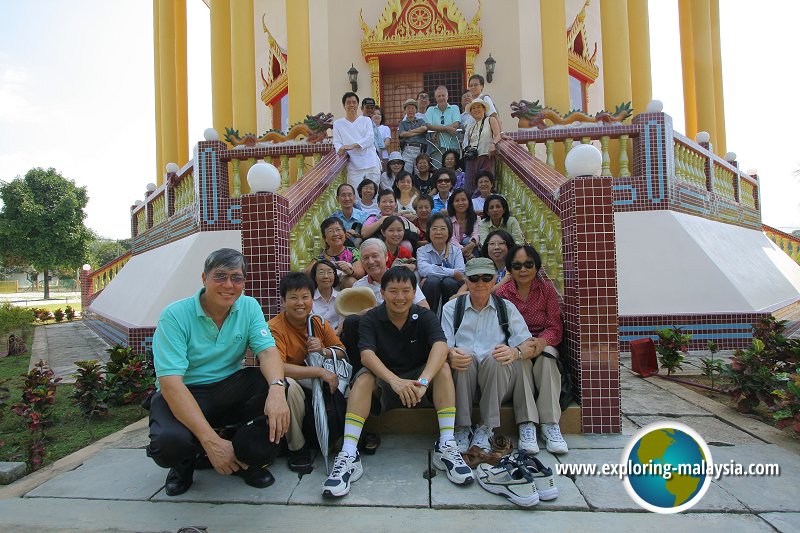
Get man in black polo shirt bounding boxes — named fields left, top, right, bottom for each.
left=322, top=267, right=473, bottom=498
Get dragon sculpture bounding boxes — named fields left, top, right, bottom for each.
left=224, top=112, right=334, bottom=147
left=510, top=100, right=633, bottom=129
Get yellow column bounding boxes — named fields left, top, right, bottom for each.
left=600, top=0, right=632, bottom=176
left=158, top=0, right=179, bottom=185
left=678, top=0, right=697, bottom=137
left=152, top=1, right=163, bottom=181
left=287, top=0, right=312, bottom=122
left=174, top=0, right=188, bottom=165
left=210, top=0, right=233, bottom=136
left=230, top=0, right=257, bottom=193
left=627, top=0, right=652, bottom=115
left=690, top=0, right=717, bottom=149
left=710, top=0, right=726, bottom=154
left=539, top=1, right=569, bottom=174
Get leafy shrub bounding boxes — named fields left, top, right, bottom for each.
left=64, top=305, right=76, bottom=321
left=53, top=308, right=65, bottom=323
left=0, top=385, right=9, bottom=424
left=31, top=307, right=53, bottom=323
left=104, top=347, right=155, bottom=406
left=0, top=302, right=34, bottom=338
left=772, top=371, right=800, bottom=435
left=699, top=340, right=724, bottom=389
left=71, top=360, right=108, bottom=419
left=656, top=326, right=691, bottom=376
left=724, top=339, right=778, bottom=413
left=11, top=360, right=62, bottom=469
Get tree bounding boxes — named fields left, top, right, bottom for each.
left=0, top=168, right=92, bottom=299
left=86, top=230, right=131, bottom=270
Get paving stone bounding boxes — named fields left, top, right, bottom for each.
left=758, top=512, right=800, bottom=533
left=112, top=427, right=151, bottom=449
left=431, top=449, right=588, bottom=510
left=289, top=447, right=429, bottom=507
left=0, top=462, right=27, bottom=485
left=627, top=415, right=763, bottom=445
left=562, top=434, right=630, bottom=449
left=711, top=444, right=800, bottom=512
left=622, top=388, right=710, bottom=416
left=24, top=449, right=164, bottom=500
left=151, top=459, right=300, bottom=504
left=557, top=448, right=747, bottom=512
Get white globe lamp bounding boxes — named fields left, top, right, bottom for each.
left=247, top=162, right=281, bottom=193
left=565, top=144, right=602, bottom=177
left=695, top=131, right=710, bottom=144
left=645, top=100, right=663, bottom=113
left=165, top=162, right=179, bottom=174
left=204, top=128, right=219, bottom=141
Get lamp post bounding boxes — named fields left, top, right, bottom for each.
left=348, top=64, right=359, bottom=92
left=484, top=54, right=496, bottom=83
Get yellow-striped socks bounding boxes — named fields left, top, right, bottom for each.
left=437, top=407, right=456, bottom=446
left=342, top=413, right=365, bottom=457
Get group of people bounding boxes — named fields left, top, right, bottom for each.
left=147, top=242, right=567, bottom=500
left=332, top=75, right=502, bottom=199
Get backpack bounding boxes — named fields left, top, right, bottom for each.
left=453, top=293, right=510, bottom=345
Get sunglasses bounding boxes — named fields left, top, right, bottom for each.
left=211, top=272, right=246, bottom=284
left=510, top=260, right=537, bottom=271
left=437, top=179, right=451, bottom=184
left=467, top=274, right=496, bottom=283
left=440, top=116, right=445, bottom=125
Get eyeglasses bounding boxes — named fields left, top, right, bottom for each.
left=210, top=272, right=246, bottom=284
left=510, top=260, right=537, bottom=271
left=467, top=274, right=496, bottom=283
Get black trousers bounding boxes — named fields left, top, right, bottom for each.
left=341, top=314, right=364, bottom=375
left=146, top=367, right=279, bottom=469
left=421, top=276, right=462, bottom=313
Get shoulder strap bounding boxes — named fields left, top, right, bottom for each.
left=453, top=294, right=467, bottom=345
left=491, top=294, right=511, bottom=345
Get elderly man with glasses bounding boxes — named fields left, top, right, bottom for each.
left=146, top=248, right=291, bottom=496
left=424, top=85, right=461, bottom=152
left=441, top=257, right=541, bottom=457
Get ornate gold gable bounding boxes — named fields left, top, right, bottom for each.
left=359, top=0, right=483, bottom=103
left=566, top=0, right=599, bottom=82
left=260, top=15, right=288, bottom=106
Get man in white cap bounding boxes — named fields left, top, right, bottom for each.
left=397, top=98, right=428, bottom=174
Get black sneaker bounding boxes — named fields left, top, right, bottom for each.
left=288, top=444, right=314, bottom=474
left=165, top=465, right=194, bottom=496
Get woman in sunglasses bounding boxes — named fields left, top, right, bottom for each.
left=431, top=168, right=456, bottom=214
left=478, top=194, right=525, bottom=246
left=495, top=244, right=568, bottom=454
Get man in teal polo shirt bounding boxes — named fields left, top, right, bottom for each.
left=425, top=85, right=461, bottom=153
left=146, top=248, right=290, bottom=496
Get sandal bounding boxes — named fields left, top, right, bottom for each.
left=358, top=432, right=381, bottom=455
left=462, top=445, right=504, bottom=469
left=490, top=432, right=513, bottom=456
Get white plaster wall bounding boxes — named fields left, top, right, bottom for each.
left=89, top=231, right=242, bottom=327
left=517, top=0, right=545, bottom=111
left=616, top=211, right=800, bottom=315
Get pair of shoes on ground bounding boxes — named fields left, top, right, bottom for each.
left=357, top=432, right=381, bottom=455
left=288, top=444, right=314, bottom=474
left=459, top=430, right=513, bottom=469
left=518, top=422, right=569, bottom=455
left=164, top=462, right=275, bottom=496
left=322, top=440, right=473, bottom=498
left=476, top=452, right=558, bottom=507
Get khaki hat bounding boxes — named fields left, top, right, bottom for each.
left=335, top=286, right=378, bottom=316
left=465, top=257, right=497, bottom=277
left=387, top=151, right=404, bottom=166
left=465, top=97, right=490, bottom=114
left=402, top=98, right=418, bottom=110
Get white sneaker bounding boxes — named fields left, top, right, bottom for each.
left=541, top=423, right=569, bottom=454
left=515, top=452, right=558, bottom=501
left=476, top=457, right=539, bottom=507
left=471, top=424, right=492, bottom=452
left=432, top=440, right=475, bottom=485
left=322, top=451, right=363, bottom=498
left=454, top=426, right=472, bottom=453
left=518, top=422, right=540, bottom=454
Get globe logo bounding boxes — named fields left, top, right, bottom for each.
left=621, top=421, right=713, bottom=513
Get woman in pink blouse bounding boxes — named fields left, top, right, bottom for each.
left=495, top=244, right=568, bottom=454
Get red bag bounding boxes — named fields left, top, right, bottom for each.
left=630, top=337, right=658, bottom=377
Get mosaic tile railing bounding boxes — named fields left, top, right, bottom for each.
left=764, top=224, right=800, bottom=264
left=84, top=252, right=132, bottom=305
left=495, top=159, right=563, bottom=292
left=172, top=170, right=195, bottom=212
left=150, top=191, right=166, bottom=227
left=509, top=124, right=639, bottom=178
left=222, top=142, right=334, bottom=197
left=673, top=139, right=708, bottom=190
left=289, top=167, right=347, bottom=272
left=712, top=162, right=737, bottom=201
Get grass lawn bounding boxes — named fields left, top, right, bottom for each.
left=0, top=330, right=146, bottom=469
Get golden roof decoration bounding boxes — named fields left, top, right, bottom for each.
left=360, top=0, right=482, bottom=57
left=260, top=14, right=288, bottom=106
left=566, top=0, right=599, bottom=81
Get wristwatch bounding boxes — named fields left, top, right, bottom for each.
left=516, top=347, right=523, bottom=360
left=417, top=377, right=429, bottom=387
left=270, top=379, right=287, bottom=388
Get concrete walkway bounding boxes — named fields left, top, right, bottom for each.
left=29, top=320, right=110, bottom=382
left=0, top=326, right=798, bottom=532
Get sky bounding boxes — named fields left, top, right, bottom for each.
left=0, top=0, right=798, bottom=241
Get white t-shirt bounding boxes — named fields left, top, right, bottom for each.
left=377, top=124, right=391, bottom=159
left=312, top=288, right=341, bottom=329
left=353, top=274, right=426, bottom=305
left=333, top=115, right=382, bottom=171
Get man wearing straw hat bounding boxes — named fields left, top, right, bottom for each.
left=268, top=272, right=346, bottom=475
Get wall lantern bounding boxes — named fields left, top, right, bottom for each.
left=484, top=54, right=496, bottom=83
left=347, top=64, right=359, bottom=92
